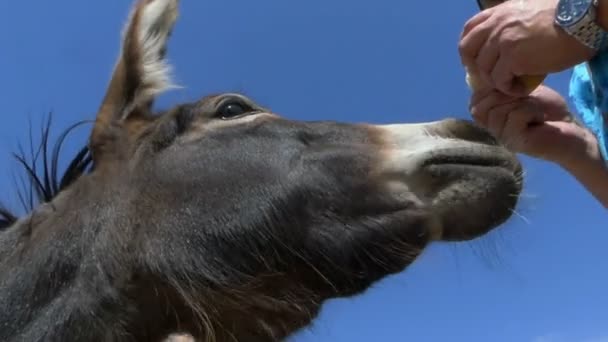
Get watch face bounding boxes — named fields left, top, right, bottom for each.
left=556, top=0, right=593, bottom=26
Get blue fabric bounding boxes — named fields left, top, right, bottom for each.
left=569, top=51, right=608, bottom=165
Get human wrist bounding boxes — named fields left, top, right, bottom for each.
left=557, top=134, right=608, bottom=209
left=555, top=129, right=603, bottom=173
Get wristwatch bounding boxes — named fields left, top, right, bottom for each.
left=555, top=0, right=608, bottom=51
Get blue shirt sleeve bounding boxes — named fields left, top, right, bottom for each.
left=569, top=52, right=608, bottom=163
left=569, top=52, right=608, bottom=165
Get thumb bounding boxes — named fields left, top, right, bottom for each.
left=542, top=108, right=575, bottom=123
left=521, top=121, right=584, bottom=162
left=537, top=101, right=573, bottom=122
left=524, top=121, right=566, bottom=143
left=529, top=86, right=572, bottom=122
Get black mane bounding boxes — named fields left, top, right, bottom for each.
left=0, top=114, right=94, bottom=230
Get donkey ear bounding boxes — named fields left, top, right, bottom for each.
left=90, top=0, right=179, bottom=164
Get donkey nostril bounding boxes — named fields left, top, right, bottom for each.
left=297, top=131, right=317, bottom=146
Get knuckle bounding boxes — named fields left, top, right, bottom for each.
left=458, top=40, right=471, bottom=59
left=496, top=81, right=515, bottom=96
left=499, top=29, right=520, bottom=49
left=462, top=19, right=475, bottom=34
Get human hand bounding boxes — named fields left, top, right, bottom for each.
left=469, top=85, right=599, bottom=167
left=459, top=0, right=596, bottom=96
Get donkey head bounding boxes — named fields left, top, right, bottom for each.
left=0, top=0, right=523, bottom=341
left=88, top=0, right=523, bottom=339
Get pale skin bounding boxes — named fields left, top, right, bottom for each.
left=460, top=0, right=608, bottom=209
left=470, top=85, right=608, bottom=208
left=459, top=0, right=601, bottom=96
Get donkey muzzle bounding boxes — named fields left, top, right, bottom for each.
left=373, top=119, right=523, bottom=241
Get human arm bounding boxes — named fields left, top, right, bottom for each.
left=560, top=132, right=608, bottom=208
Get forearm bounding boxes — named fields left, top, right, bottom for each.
left=559, top=139, right=608, bottom=209
left=564, top=160, right=608, bottom=208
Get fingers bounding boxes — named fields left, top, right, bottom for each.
left=459, top=11, right=494, bottom=67
left=475, top=31, right=500, bottom=86
left=469, top=90, right=515, bottom=126
left=460, top=5, right=534, bottom=97
left=460, top=14, right=526, bottom=97
left=469, top=86, right=495, bottom=107
left=491, top=55, right=527, bottom=97
left=460, top=9, right=493, bottom=39
left=529, top=86, right=572, bottom=121
left=501, top=102, right=543, bottom=150
left=469, top=85, right=573, bottom=159
left=486, top=101, right=518, bottom=140
left=469, top=91, right=546, bottom=153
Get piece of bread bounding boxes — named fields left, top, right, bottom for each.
left=465, top=67, right=546, bottom=93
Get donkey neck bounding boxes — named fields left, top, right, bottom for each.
left=0, top=173, right=150, bottom=341
left=0, top=170, right=324, bottom=341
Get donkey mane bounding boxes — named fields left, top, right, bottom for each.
left=0, top=115, right=93, bottom=230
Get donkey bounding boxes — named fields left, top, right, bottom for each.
left=0, top=0, right=523, bottom=341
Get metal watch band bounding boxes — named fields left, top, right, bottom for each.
left=559, top=0, right=608, bottom=51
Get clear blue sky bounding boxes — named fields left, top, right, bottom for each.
left=0, top=1, right=606, bottom=341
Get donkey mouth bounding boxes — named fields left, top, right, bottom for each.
left=421, top=147, right=522, bottom=181
left=420, top=148, right=523, bottom=241
left=422, top=148, right=517, bottom=169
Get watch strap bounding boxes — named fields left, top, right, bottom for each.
left=557, top=0, right=608, bottom=51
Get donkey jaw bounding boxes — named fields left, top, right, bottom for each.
left=375, top=119, right=523, bottom=242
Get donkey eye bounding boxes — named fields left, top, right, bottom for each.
left=216, top=101, right=250, bottom=120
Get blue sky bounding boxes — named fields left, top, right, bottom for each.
left=0, top=1, right=606, bottom=341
